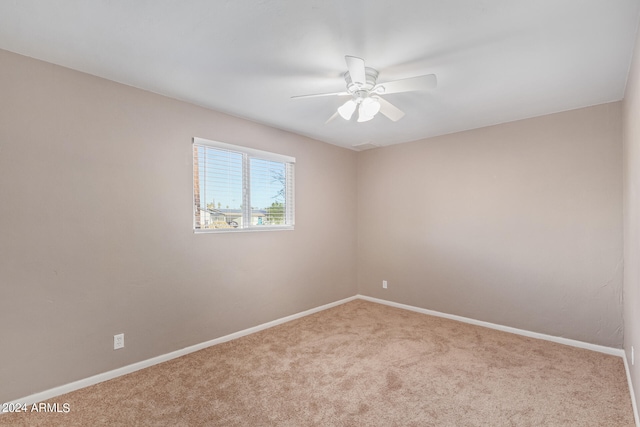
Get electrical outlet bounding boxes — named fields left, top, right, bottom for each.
left=382, top=280, right=388, bottom=289
left=114, top=333, right=124, bottom=350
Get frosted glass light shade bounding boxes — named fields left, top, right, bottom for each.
left=361, top=97, right=381, bottom=117
left=357, top=110, right=374, bottom=122
left=338, top=99, right=357, bottom=120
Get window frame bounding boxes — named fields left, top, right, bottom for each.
left=192, top=137, right=295, bottom=233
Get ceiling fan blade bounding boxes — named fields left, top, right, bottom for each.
left=291, top=91, right=349, bottom=99
left=378, top=97, right=405, bottom=122
left=345, top=55, right=366, bottom=87
left=325, top=111, right=340, bottom=124
left=377, top=74, right=437, bottom=95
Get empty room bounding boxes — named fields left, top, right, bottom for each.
left=3, top=1, right=640, bottom=425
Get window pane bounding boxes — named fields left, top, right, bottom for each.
left=250, top=158, right=286, bottom=226
left=194, top=145, right=243, bottom=229
left=193, top=137, right=294, bottom=232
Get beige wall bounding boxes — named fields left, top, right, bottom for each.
left=623, top=20, right=640, bottom=416
left=0, top=44, right=629, bottom=405
left=357, top=103, right=623, bottom=347
left=0, top=49, right=358, bottom=403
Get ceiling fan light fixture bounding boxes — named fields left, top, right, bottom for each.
left=357, top=105, right=375, bottom=123
left=338, top=99, right=357, bottom=120
left=361, top=96, right=381, bottom=117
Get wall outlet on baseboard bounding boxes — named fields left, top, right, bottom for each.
left=382, top=280, right=388, bottom=289
left=114, top=333, right=124, bottom=350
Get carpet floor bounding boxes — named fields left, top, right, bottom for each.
left=1, top=299, right=635, bottom=426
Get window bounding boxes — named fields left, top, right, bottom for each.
left=192, top=137, right=295, bottom=232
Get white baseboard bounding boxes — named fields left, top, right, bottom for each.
left=622, top=350, right=640, bottom=427
left=357, top=295, right=624, bottom=356
left=2, top=295, right=357, bottom=409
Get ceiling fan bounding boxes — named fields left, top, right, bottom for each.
left=292, top=55, right=437, bottom=123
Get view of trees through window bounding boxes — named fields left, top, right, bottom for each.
left=251, top=158, right=286, bottom=226
left=193, top=140, right=294, bottom=231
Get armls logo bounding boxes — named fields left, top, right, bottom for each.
left=2, top=402, right=71, bottom=413
left=30, top=402, right=71, bottom=413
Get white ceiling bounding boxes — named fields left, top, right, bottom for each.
left=0, top=1, right=639, bottom=150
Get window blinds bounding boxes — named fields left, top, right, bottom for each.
left=193, top=138, right=295, bottom=231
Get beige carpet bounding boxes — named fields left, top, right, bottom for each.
left=1, top=300, right=634, bottom=426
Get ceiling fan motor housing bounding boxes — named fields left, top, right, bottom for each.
left=345, top=67, right=379, bottom=95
